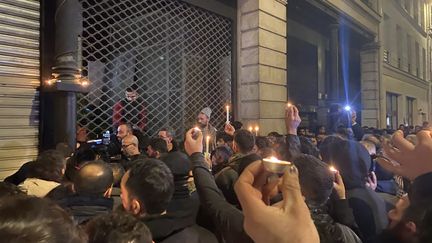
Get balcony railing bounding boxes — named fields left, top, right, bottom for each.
left=383, top=50, right=390, bottom=64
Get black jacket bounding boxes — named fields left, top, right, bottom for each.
left=4, top=161, right=35, bottom=185
left=284, top=134, right=302, bottom=161
left=142, top=192, right=217, bottom=243
left=57, top=194, right=113, bottom=225
left=352, top=123, right=365, bottom=141
left=123, top=153, right=148, bottom=171
left=215, top=153, right=261, bottom=207
left=191, top=152, right=252, bottom=243
left=328, top=198, right=363, bottom=239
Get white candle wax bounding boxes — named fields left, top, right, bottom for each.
left=226, top=105, right=230, bottom=123
left=206, top=135, right=210, bottom=154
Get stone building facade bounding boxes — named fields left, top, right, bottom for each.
left=237, top=0, right=432, bottom=134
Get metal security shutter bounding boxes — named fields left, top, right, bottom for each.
left=78, top=0, right=233, bottom=139
left=0, top=0, right=40, bottom=180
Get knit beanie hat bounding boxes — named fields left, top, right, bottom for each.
left=200, top=107, right=212, bottom=119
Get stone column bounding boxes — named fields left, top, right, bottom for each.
left=40, top=0, right=85, bottom=150
left=360, top=42, right=382, bottom=128
left=238, top=0, right=287, bottom=135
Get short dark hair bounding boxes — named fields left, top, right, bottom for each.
left=29, top=150, right=65, bottom=183
left=267, top=131, right=282, bottom=137
left=212, top=146, right=232, bottom=162
left=233, top=129, right=255, bottom=154
left=293, top=154, right=334, bottom=205
left=231, top=121, right=243, bottom=130
left=255, top=136, right=271, bottom=149
left=126, top=84, right=139, bottom=92
left=109, top=163, right=125, bottom=187
left=216, top=131, right=233, bottom=143
left=0, top=182, right=24, bottom=199
left=64, top=145, right=98, bottom=182
left=0, top=196, right=85, bottom=242
left=149, top=138, right=168, bottom=154
left=299, top=136, right=320, bottom=158
left=55, top=142, right=73, bottom=158
left=126, top=159, right=174, bottom=215
left=73, top=160, right=113, bottom=196
left=159, top=127, right=175, bottom=138
left=86, top=212, right=152, bottom=243
left=419, top=204, right=432, bottom=243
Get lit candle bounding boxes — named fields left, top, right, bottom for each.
left=329, top=166, right=338, bottom=173
left=248, top=126, right=253, bottom=133
left=254, top=126, right=259, bottom=136
left=206, top=135, right=210, bottom=155
left=226, top=105, right=230, bottom=124
left=287, top=102, right=292, bottom=108
left=262, top=156, right=292, bottom=173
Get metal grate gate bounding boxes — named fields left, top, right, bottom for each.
left=77, top=0, right=233, bottom=139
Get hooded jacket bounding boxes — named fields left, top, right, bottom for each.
left=320, top=136, right=388, bottom=243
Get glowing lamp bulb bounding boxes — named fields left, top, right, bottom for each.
left=81, top=80, right=89, bottom=87
left=45, top=79, right=56, bottom=86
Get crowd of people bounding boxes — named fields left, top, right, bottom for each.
left=1, top=104, right=432, bottom=243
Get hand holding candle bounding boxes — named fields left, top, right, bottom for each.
left=329, top=166, right=337, bottom=173
left=331, top=167, right=346, bottom=199
left=192, top=126, right=201, bottom=140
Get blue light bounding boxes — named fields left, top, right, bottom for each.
left=344, top=105, right=351, bottom=111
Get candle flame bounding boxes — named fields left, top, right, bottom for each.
left=329, top=166, right=337, bottom=172
left=287, top=102, right=292, bottom=107
left=263, top=156, right=291, bottom=164
left=254, top=126, right=259, bottom=131
left=248, top=126, right=253, bottom=131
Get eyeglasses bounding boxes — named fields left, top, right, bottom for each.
left=122, top=143, right=134, bottom=148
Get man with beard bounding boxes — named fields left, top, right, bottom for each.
left=113, top=84, right=147, bottom=132
left=197, top=107, right=217, bottom=154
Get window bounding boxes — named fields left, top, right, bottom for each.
left=420, top=1, right=425, bottom=28
left=396, top=25, right=402, bottom=69
left=386, top=93, right=399, bottom=129
left=407, top=34, right=412, bottom=73
left=407, top=97, right=415, bottom=126
left=422, top=48, right=426, bottom=80
left=415, top=42, right=420, bottom=77
left=404, top=0, right=411, bottom=15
